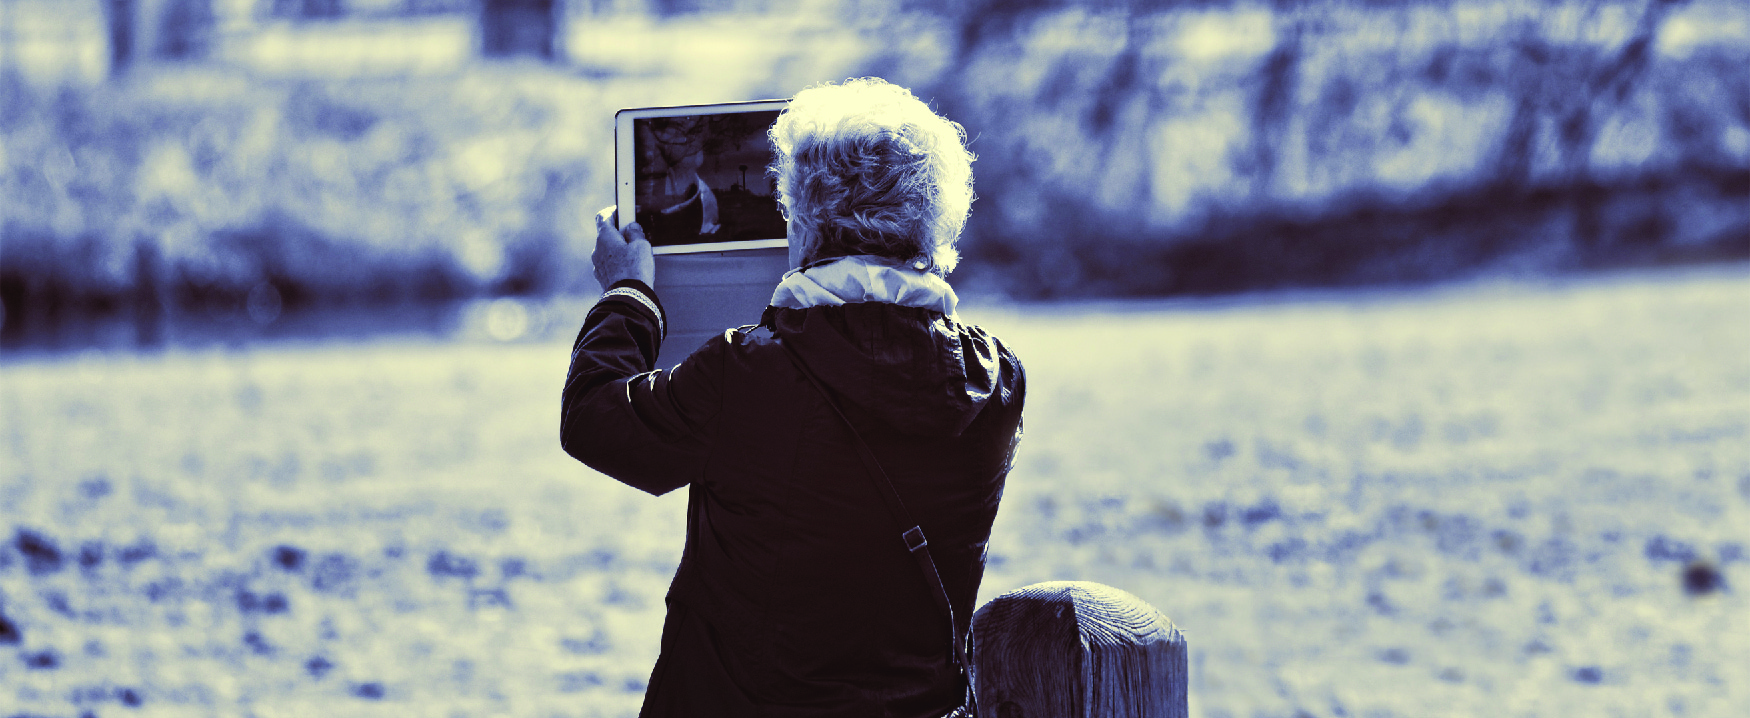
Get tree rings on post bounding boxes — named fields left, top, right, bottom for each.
left=970, top=581, right=1187, bottom=718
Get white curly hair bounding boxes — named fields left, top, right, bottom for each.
left=768, top=77, right=975, bottom=277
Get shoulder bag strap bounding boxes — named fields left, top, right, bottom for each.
left=776, top=339, right=972, bottom=689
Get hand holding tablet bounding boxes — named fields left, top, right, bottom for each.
left=592, top=207, right=654, bottom=290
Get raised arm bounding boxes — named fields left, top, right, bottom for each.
left=559, top=210, right=723, bottom=495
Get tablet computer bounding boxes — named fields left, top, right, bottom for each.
left=614, top=99, right=790, bottom=253
left=613, top=100, right=793, bottom=366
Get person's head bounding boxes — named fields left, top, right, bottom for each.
left=768, top=78, right=974, bottom=276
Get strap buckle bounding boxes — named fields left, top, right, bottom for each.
left=903, top=526, right=928, bottom=552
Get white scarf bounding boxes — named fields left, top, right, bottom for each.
left=769, top=255, right=958, bottom=317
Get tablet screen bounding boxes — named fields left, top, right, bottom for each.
left=617, top=102, right=788, bottom=253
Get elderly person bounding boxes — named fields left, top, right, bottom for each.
left=561, top=78, right=1024, bottom=718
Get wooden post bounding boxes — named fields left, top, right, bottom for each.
left=970, top=581, right=1187, bottom=718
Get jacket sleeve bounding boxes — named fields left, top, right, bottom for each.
left=560, top=282, right=724, bottom=495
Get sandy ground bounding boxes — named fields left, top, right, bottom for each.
left=2, top=265, right=1746, bottom=718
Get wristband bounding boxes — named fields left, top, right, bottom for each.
left=601, top=287, right=664, bottom=337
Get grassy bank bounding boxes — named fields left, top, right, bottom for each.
left=1, top=265, right=1745, bottom=717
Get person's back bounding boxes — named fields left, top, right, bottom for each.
left=562, top=78, right=1021, bottom=717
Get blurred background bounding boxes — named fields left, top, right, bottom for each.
left=2, top=0, right=1744, bottom=343
left=1, top=1, right=1746, bottom=717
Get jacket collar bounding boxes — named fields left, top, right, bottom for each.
left=769, top=255, right=958, bottom=316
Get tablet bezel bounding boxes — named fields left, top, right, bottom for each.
left=614, top=99, right=791, bottom=255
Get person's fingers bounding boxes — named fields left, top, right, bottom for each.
left=624, top=222, right=646, bottom=243
left=595, top=206, right=618, bottom=229
left=595, top=207, right=627, bottom=246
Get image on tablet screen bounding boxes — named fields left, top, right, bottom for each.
left=633, top=110, right=785, bottom=247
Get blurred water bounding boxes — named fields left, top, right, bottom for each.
left=0, top=295, right=593, bottom=361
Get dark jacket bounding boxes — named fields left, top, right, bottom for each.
left=560, top=281, right=1025, bottom=718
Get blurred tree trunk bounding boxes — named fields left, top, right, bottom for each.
left=155, top=0, right=215, bottom=60
left=1247, top=5, right=1304, bottom=202
left=270, top=0, right=344, bottom=18
left=649, top=0, right=700, bottom=17
left=105, top=0, right=135, bottom=76
left=482, top=0, right=558, bottom=59
left=112, top=0, right=215, bottom=65
left=1083, top=7, right=1153, bottom=213
left=1496, top=0, right=1691, bottom=248
left=1572, top=0, right=1689, bottom=249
